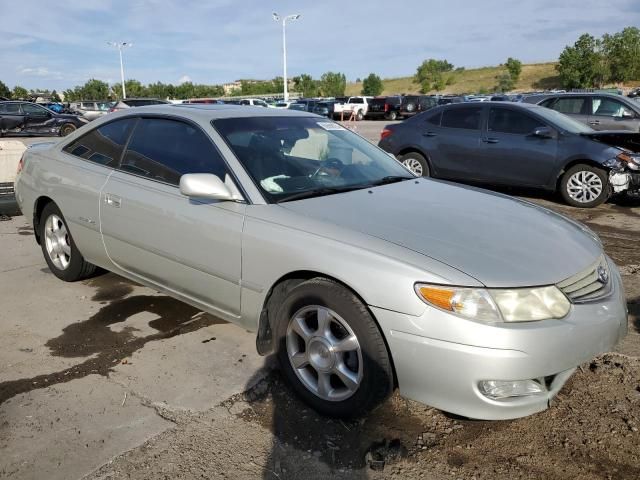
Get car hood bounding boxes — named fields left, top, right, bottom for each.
left=280, top=180, right=603, bottom=287
left=580, top=131, right=640, bottom=153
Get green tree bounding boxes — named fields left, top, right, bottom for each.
left=556, top=34, right=608, bottom=89
left=12, top=85, right=29, bottom=99
left=602, top=27, right=640, bottom=83
left=124, top=79, right=146, bottom=98
left=319, top=72, right=346, bottom=97
left=495, top=73, right=515, bottom=92
left=505, top=57, right=522, bottom=82
left=293, top=74, right=319, bottom=97
left=414, top=59, right=455, bottom=93
left=0, top=80, right=11, bottom=98
left=361, top=73, right=384, bottom=96
left=77, top=79, right=110, bottom=100
left=51, top=90, right=61, bottom=102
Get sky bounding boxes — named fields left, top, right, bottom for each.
left=1, top=0, right=640, bottom=91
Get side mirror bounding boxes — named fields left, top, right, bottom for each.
left=621, top=110, right=635, bottom=119
left=532, top=126, right=553, bottom=138
left=179, top=173, right=234, bottom=201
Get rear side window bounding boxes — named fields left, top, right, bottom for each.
left=63, top=118, right=136, bottom=167
left=441, top=107, right=482, bottom=130
left=120, top=118, right=227, bottom=185
left=0, top=103, right=21, bottom=114
left=488, top=108, right=545, bottom=135
left=547, top=97, right=585, bottom=114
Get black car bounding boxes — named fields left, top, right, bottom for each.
left=378, top=102, right=640, bottom=207
left=367, top=96, right=402, bottom=120
left=399, top=95, right=438, bottom=118
left=312, top=101, right=337, bottom=118
left=0, top=101, right=88, bottom=137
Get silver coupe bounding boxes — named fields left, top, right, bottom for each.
left=15, top=105, right=628, bottom=419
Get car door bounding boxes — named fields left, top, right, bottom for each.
left=478, top=106, right=559, bottom=186
left=20, top=103, right=56, bottom=134
left=541, top=96, right=590, bottom=127
left=588, top=96, right=640, bottom=131
left=0, top=102, right=24, bottom=131
left=99, top=116, right=245, bottom=318
left=57, top=117, right=137, bottom=265
left=425, top=105, right=484, bottom=181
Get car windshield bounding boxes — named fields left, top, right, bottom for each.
left=213, top=116, right=414, bottom=203
left=534, top=107, right=594, bottom=134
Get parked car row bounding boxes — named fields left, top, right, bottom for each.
left=0, top=101, right=89, bottom=137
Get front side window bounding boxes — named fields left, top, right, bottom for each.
left=21, top=103, right=50, bottom=116
left=213, top=116, right=413, bottom=202
left=63, top=118, right=136, bottom=166
left=488, top=108, right=545, bottom=135
left=441, top=106, right=482, bottom=130
left=121, top=118, right=227, bottom=185
left=591, top=98, right=632, bottom=117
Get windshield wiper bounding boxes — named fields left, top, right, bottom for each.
left=366, top=175, right=414, bottom=187
left=276, top=185, right=366, bottom=203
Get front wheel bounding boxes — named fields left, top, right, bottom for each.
left=386, top=111, right=398, bottom=121
left=560, top=164, right=609, bottom=208
left=275, top=278, right=393, bottom=418
left=398, top=152, right=430, bottom=177
left=39, top=203, right=98, bottom=281
left=59, top=123, right=76, bottom=137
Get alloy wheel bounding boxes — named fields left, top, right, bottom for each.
left=44, top=214, right=71, bottom=270
left=566, top=170, right=603, bottom=204
left=286, top=305, right=363, bottom=402
left=403, top=158, right=424, bottom=176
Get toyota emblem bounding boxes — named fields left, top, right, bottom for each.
left=597, top=265, right=609, bottom=284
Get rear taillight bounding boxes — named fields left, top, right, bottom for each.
left=16, top=153, right=25, bottom=174
left=384, top=103, right=389, bottom=112
left=380, top=128, right=393, bottom=140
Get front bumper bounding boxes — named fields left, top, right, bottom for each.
left=372, top=257, right=628, bottom=420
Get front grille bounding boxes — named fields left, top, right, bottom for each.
left=557, top=255, right=611, bottom=303
left=0, top=182, right=14, bottom=197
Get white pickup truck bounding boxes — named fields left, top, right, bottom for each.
left=332, top=96, right=372, bottom=121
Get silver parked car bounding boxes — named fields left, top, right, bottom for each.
left=15, top=105, right=628, bottom=420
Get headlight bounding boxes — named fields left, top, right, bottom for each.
left=415, top=284, right=570, bottom=323
left=616, top=152, right=640, bottom=171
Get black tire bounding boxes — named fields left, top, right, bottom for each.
left=386, top=111, right=398, bottom=121
left=398, top=152, right=430, bottom=177
left=274, top=278, right=394, bottom=418
left=560, top=164, right=609, bottom=208
left=59, top=123, right=76, bottom=137
left=356, top=110, right=364, bottom=121
left=39, top=202, right=98, bottom=281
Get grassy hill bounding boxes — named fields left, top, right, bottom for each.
left=345, top=62, right=561, bottom=96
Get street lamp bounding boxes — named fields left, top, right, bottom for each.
left=107, top=41, right=133, bottom=99
left=272, top=12, right=300, bottom=102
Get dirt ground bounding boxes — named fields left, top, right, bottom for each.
left=79, top=194, right=640, bottom=480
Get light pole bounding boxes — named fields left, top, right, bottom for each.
left=107, top=42, right=132, bottom=99
left=272, top=13, right=300, bottom=102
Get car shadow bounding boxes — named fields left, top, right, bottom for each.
left=0, top=274, right=226, bottom=405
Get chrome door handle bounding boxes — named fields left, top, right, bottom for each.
left=423, top=132, right=437, bottom=137
left=589, top=120, right=600, bottom=125
left=483, top=138, right=499, bottom=144
left=104, top=193, right=121, bottom=208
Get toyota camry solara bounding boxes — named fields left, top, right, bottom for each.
left=15, top=105, right=628, bottom=420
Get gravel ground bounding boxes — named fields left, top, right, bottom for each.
left=84, top=196, right=640, bottom=480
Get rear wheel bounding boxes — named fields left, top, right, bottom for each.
left=399, top=152, right=430, bottom=177
left=356, top=110, right=364, bottom=121
left=275, top=278, right=393, bottom=418
left=560, top=164, right=609, bottom=208
left=39, top=203, right=98, bottom=281
left=386, top=111, right=398, bottom=121
left=59, top=123, right=76, bottom=137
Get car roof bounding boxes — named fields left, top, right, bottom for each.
left=107, top=103, right=318, bottom=121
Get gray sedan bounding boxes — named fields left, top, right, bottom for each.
left=15, top=105, right=628, bottom=420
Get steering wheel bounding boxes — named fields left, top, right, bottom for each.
left=311, top=157, right=344, bottom=178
